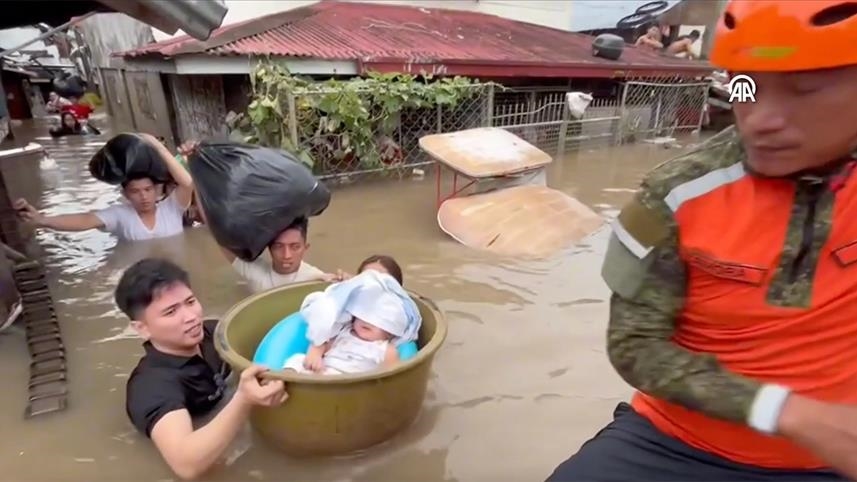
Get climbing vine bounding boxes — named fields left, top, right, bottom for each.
left=235, top=62, right=482, bottom=172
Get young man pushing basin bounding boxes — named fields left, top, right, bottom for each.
left=118, top=258, right=287, bottom=480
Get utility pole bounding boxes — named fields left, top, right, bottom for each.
left=700, top=0, right=729, bottom=60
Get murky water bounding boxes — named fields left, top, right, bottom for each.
left=0, top=119, right=702, bottom=481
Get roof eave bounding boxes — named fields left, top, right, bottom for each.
left=359, top=58, right=712, bottom=79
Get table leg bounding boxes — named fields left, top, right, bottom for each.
left=435, top=163, right=443, bottom=211
left=435, top=164, right=480, bottom=212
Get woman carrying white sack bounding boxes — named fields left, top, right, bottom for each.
left=283, top=270, right=422, bottom=375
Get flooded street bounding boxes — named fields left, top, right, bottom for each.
left=0, top=119, right=699, bottom=481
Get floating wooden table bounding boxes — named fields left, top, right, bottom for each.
left=419, top=128, right=604, bottom=258
left=419, top=127, right=553, bottom=210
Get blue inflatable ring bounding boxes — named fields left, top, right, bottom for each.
left=253, top=312, right=419, bottom=370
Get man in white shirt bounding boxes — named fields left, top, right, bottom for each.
left=213, top=217, right=325, bottom=293
left=15, top=133, right=193, bottom=242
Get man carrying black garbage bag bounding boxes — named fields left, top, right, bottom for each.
left=186, top=141, right=331, bottom=293
left=15, top=133, right=194, bottom=242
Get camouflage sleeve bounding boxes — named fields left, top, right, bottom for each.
left=602, top=182, right=761, bottom=425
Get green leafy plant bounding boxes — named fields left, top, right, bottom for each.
left=235, top=62, right=482, bottom=173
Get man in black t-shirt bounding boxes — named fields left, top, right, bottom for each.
left=117, top=258, right=288, bottom=480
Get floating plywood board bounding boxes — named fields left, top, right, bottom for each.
left=419, top=127, right=552, bottom=178
left=437, top=185, right=604, bottom=258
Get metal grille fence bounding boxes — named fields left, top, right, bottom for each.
left=617, top=79, right=711, bottom=143
left=286, top=84, right=492, bottom=181
left=278, top=76, right=710, bottom=180
left=491, top=88, right=626, bottom=156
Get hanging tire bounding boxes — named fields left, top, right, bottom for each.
left=616, top=12, right=654, bottom=29
left=635, top=1, right=669, bottom=16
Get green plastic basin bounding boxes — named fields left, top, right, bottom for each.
left=214, top=281, right=447, bottom=457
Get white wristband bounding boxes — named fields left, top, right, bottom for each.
left=747, top=384, right=792, bottom=434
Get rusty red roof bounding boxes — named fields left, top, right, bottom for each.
left=120, top=0, right=711, bottom=79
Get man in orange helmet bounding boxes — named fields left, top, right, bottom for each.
left=546, top=1, right=857, bottom=480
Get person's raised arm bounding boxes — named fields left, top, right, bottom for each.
left=648, top=38, right=664, bottom=49
left=635, top=36, right=663, bottom=49
left=148, top=366, right=287, bottom=480
left=14, top=198, right=104, bottom=232
left=602, top=183, right=762, bottom=425
left=139, top=134, right=194, bottom=209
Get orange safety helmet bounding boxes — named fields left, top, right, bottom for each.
left=710, top=0, right=857, bottom=72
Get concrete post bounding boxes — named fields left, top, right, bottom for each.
left=701, top=0, right=729, bottom=59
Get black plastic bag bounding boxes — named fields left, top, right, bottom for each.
left=52, top=74, right=86, bottom=99
left=189, top=142, right=331, bottom=262
left=89, top=133, right=171, bottom=185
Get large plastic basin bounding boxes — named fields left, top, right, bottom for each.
left=213, top=281, right=447, bottom=457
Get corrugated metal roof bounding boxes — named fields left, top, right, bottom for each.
left=97, top=0, right=229, bottom=41
left=120, top=0, right=710, bottom=78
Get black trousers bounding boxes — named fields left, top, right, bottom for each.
left=546, top=403, right=846, bottom=482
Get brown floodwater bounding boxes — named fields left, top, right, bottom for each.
left=0, top=118, right=704, bottom=481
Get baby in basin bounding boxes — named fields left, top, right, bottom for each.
left=284, top=285, right=406, bottom=374
left=284, top=263, right=421, bottom=375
